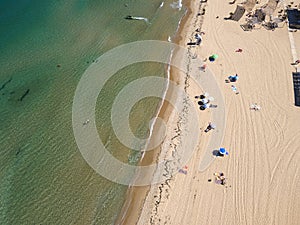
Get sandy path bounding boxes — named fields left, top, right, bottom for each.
left=134, top=0, right=300, bottom=224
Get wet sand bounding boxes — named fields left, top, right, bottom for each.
left=115, top=2, right=195, bottom=224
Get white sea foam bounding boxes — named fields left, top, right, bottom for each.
left=170, top=0, right=182, bottom=10
left=140, top=49, right=173, bottom=161
left=131, top=16, right=150, bottom=24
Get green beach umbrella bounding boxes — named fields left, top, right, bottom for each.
left=212, top=54, right=219, bottom=59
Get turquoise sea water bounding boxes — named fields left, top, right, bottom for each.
left=0, top=0, right=185, bottom=224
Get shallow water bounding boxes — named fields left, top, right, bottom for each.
left=0, top=0, right=185, bottom=224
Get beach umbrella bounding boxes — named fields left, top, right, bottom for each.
left=212, top=54, right=218, bottom=59
left=219, top=148, right=228, bottom=156
left=209, top=54, right=218, bottom=62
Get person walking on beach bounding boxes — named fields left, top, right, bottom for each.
left=83, top=119, right=90, bottom=125
left=204, top=122, right=216, bottom=132
left=200, top=64, right=207, bottom=72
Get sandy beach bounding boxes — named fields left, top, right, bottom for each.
left=117, top=0, right=300, bottom=224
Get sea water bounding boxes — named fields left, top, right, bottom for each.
left=0, top=0, right=185, bottom=224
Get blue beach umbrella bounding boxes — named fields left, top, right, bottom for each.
left=219, top=148, right=228, bottom=155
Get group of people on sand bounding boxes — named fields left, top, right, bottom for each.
left=214, top=172, right=227, bottom=185
left=195, top=93, right=217, bottom=110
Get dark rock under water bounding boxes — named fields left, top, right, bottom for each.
left=0, top=77, right=12, bottom=91
left=18, top=89, right=30, bottom=101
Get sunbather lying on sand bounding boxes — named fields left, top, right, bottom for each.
left=250, top=103, right=261, bottom=111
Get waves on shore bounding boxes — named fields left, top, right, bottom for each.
left=170, top=0, right=183, bottom=10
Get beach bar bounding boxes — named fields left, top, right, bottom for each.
left=292, top=72, right=300, bottom=106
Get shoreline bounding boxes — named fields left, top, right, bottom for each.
left=114, top=1, right=196, bottom=224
